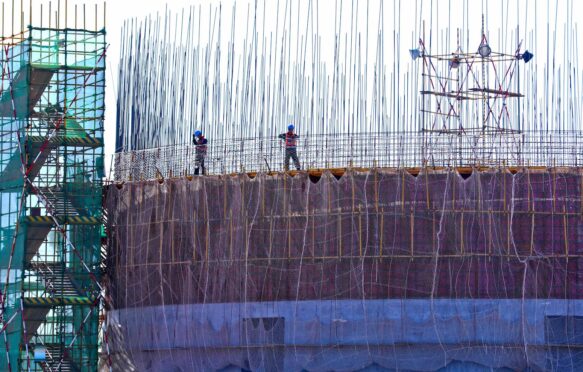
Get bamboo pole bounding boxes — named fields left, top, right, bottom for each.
left=229, top=209, right=233, bottom=261
left=409, top=209, right=414, bottom=257
left=379, top=208, right=384, bottom=257
left=358, top=205, right=362, bottom=257
left=338, top=210, right=342, bottom=257
left=460, top=212, right=464, bottom=254
left=563, top=205, right=568, bottom=262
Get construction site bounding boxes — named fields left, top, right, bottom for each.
left=1, top=0, right=583, bottom=371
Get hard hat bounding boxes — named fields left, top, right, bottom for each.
left=194, top=130, right=202, bottom=137
left=288, top=124, right=294, bottom=131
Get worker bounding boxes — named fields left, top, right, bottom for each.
left=278, top=124, right=300, bottom=171
left=193, top=130, right=208, bottom=175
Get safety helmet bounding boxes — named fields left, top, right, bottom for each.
left=194, top=130, right=202, bottom=137
left=288, top=124, right=294, bottom=131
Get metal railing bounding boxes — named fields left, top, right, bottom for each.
left=112, top=131, right=583, bottom=181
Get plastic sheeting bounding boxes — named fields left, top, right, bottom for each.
left=104, top=169, right=583, bottom=371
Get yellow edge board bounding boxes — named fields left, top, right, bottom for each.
left=23, top=297, right=93, bottom=306
left=114, top=165, right=580, bottom=186
left=248, top=166, right=558, bottom=178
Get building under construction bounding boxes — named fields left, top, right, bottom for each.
left=104, top=3, right=583, bottom=371
left=105, top=166, right=583, bottom=371
left=1, top=0, right=582, bottom=371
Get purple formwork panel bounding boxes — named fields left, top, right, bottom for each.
left=104, top=168, right=583, bottom=371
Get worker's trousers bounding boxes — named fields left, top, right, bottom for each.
left=194, top=154, right=206, bottom=175
left=284, top=148, right=300, bottom=171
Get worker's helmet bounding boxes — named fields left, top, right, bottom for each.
left=288, top=124, right=294, bottom=131
left=194, top=130, right=202, bottom=137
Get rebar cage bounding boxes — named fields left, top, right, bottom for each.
left=113, top=130, right=583, bottom=181
left=0, top=26, right=105, bottom=371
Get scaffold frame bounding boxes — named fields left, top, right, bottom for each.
left=0, top=23, right=106, bottom=372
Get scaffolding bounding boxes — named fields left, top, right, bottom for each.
left=411, top=24, right=536, bottom=169
left=0, top=25, right=105, bottom=371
